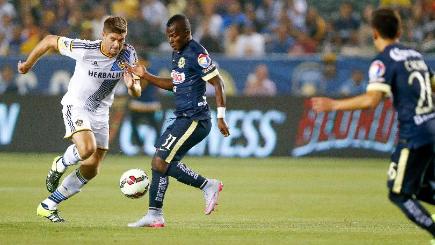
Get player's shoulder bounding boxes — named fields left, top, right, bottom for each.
left=122, top=43, right=136, bottom=53
left=118, top=43, right=137, bottom=63
left=383, top=44, right=423, bottom=62
left=186, top=39, right=209, bottom=56
left=369, top=44, right=409, bottom=75
left=185, top=40, right=215, bottom=69
left=119, top=43, right=137, bottom=57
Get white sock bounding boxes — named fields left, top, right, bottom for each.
left=57, top=144, right=82, bottom=172
left=44, top=169, right=88, bottom=209
left=202, top=179, right=212, bottom=191
left=148, top=208, right=163, bottom=216
left=42, top=198, right=58, bottom=210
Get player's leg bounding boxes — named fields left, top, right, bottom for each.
left=387, top=143, right=435, bottom=237
left=38, top=112, right=108, bottom=223
left=155, top=118, right=222, bottom=214
left=160, top=119, right=223, bottom=215
left=128, top=118, right=204, bottom=227
left=128, top=122, right=176, bottom=227
left=46, top=105, right=96, bottom=192
left=79, top=148, right=107, bottom=180
left=128, top=118, right=223, bottom=227
left=127, top=155, right=168, bottom=227
left=416, top=157, right=435, bottom=205
left=77, top=119, right=109, bottom=180
left=37, top=149, right=106, bottom=222
left=46, top=130, right=97, bottom=192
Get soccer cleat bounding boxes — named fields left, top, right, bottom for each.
left=36, top=203, right=65, bottom=223
left=127, top=212, right=165, bottom=228
left=46, top=156, right=64, bottom=193
left=203, top=179, right=223, bottom=215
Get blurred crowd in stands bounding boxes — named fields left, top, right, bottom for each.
left=0, top=0, right=434, bottom=57
left=0, top=0, right=434, bottom=97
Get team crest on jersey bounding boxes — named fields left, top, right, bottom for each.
left=118, top=61, right=126, bottom=70
left=75, top=119, right=83, bottom=127
left=368, top=60, right=386, bottom=82
left=198, top=53, right=211, bottom=68
left=178, top=57, right=185, bottom=68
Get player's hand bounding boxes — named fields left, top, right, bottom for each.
left=311, top=97, right=335, bottom=112
left=217, top=118, right=230, bottom=137
left=17, top=60, right=31, bottom=74
left=125, top=63, right=147, bottom=78
left=123, top=71, right=134, bottom=88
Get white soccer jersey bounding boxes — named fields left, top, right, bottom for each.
left=57, top=36, right=137, bottom=115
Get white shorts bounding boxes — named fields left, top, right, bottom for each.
left=62, top=105, right=109, bottom=149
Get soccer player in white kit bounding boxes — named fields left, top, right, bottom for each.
left=17, top=16, right=141, bottom=222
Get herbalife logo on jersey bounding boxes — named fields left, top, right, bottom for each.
left=88, top=70, right=122, bottom=79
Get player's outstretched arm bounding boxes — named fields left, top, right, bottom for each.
left=126, top=64, right=173, bottom=91
left=17, top=35, right=59, bottom=74
left=208, top=75, right=230, bottom=137
left=311, top=90, right=384, bottom=113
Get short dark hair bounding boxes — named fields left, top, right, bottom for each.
left=103, top=16, right=127, bottom=34
left=371, top=8, right=401, bottom=39
left=166, top=14, right=191, bottom=32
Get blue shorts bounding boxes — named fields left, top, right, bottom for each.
left=387, top=142, right=434, bottom=196
left=155, top=117, right=211, bottom=163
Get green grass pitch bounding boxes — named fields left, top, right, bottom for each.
left=0, top=153, right=431, bottom=244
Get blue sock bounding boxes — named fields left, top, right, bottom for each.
left=166, top=161, right=207, bottom=189
left=389, top=192, right=435, bottom=236
left=148, top=169, right=169, bottom=209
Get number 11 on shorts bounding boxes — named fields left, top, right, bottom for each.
left=162, top=134, right=177, bottom=150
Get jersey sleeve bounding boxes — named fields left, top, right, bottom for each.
left=125, top=44, right=138, bottom=66
left=366, top=56, right=393, bottom=97
left=57, top=37, right=92, bottom=60
left=196, top=51, right=219, bottom=81
left=122, top=44, right=139, bottom=81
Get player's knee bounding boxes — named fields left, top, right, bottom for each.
left=77, top=143, right=97, bottom=160
left=80, top=165, right=100, bottom=180
left=86, top=168, right=99, bottom=180
left=151, top=157, right=168, bottom=173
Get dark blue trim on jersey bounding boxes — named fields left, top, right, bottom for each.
left=71, top=41, right=100, bottom=50
left=66, top=105, right=75, bottom=132
left=84, top=79, right=119, bottom=112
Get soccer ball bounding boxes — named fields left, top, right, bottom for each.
left=119, top=169, right=150, bottom=199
